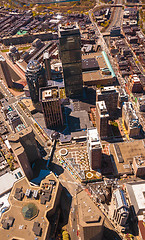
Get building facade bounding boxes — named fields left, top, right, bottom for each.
left=132, top=156, right=145, bottom=177
left=87, top=128, right=102, bottom=170
left=110, top=189, right=129, bottom=232
left=43, top=51, right=52, bottom=81
left=96, top=101, right=109, bottom=138
left=0, top=55, right=13, bottom=88
left=25, top=60, right=47, bottom=103
left=77, top=190, right=104, bottom=240
left=39, top=86, right=63, bottom=129
left=122, top=102, right=141, bottom=137
left=96, top=86, right=119, bottom=117
left=58, top=23, right=83, bottom=97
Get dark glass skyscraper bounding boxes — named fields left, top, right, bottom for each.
left=25, top=60, right=47, bottom=103
left=58, top=23, right=83, bottom=98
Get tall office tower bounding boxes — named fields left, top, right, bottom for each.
left=58, top=23, right=83, bottom=97
left=39, top=86, right=63, bottom=129
left=96, top=86, right=119, bottom=117
left=0, top=55, right=13, bottom=88
left=43, top=51, right=52, bottom=81
left=87, top=128, right=102, bottom=170
left=9, top=126, right=40, bottom=165
left=96, top=101, right=109, bottom=139
left=25, top=60, right=47, bottom=103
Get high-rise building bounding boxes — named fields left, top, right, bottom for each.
left=96, top=101, right=109, bottom=138
left=39, top=86, right=63, bottom=129
left=96, top=86, right=119, bottom=117
left=43, top=51, right=52, bottom=81
left=58, top=23, right=83, bottom=97
left=25, top=60, right=47, bottom=103
left=87, top=128, right=102, bottom=170
left=77, top=190, right=104, bottom=240
left=0, top=55, right=13, bottom=88
left=8, top=126, right=40, bottom=165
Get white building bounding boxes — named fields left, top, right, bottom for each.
left=87, top=128, right=102, bottom=170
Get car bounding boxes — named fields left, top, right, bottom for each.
left=17, top=171, right=22, bottom=178
left=15, top=174, right=18, bottom=179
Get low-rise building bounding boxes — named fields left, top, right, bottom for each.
left=128, top=75, right=142, bottom=93
left=132, top=156, right=145, bottom=177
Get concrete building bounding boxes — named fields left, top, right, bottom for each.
left=43, top=51, right=52, bottom=81
left=77, top=190, right=104, bottom=240
left=128, top=74, right=142, bottom=93
left=87, top=128, right=102, bottom=170
left=0, top=55, right=13, bottom=88
left=39, top=86, right=63, bottom=129
left=125, top=181, right=145, bottom=240
left=138, top=95, right=145, bottom=112
left=25, top=60, right=47, bottom=103
left=96, top=101, right=109, bottom=138
left=0, top=173, right=62, bottom=240
left=7, top=45, right=20, bottom=62
left=8, top=127, right=40, bottom=179
left=6, top=110, right=22, bottom=132
left=110, top=189, right=129, bottom=232
left=122, top=102, right=141, bottom=137
left=132, top=156, right=145, bottom=177
left=118, top=88, right=128, bottom=108
left=58, top=23, right=83, bottom=97
left=82, top=51, right=116, bottom=86
left=7, top=135, right=33, bottom=180
left=96, top=86, right=119, bottom=117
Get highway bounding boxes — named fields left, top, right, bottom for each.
left=106, top=0, right=123, bottom=32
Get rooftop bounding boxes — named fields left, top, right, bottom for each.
left=82, top=58, right=99, bottom=72
left=96, top=101, right=109, bottom=117
left=0, top=173, right=62, bottom=240
left=77, top=190, right=104, bottom=227
left=87, top=128, right=101, bottom=149
left=126, top=181, right=145, bottom=216
left=110, top=140, right=145, bottom=176
left=0, top=55, right=5, bottom=62
left=0, top=168, right=24, bottom=196
left=58, top=23, right=80, bottom=37
left=40, top=86, right=60, bottom=102
left=82, top=51, right=116, bottom=85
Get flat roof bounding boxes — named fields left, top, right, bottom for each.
left=39, top=86, right=60, bottom=102
left=82, top=51, right=116, bottom=84
left=82, top=58, right=99, bottom=71
left=21, top=98, right=36, bottom=113
left=68, top=110, right=92, bottom=132
left=0, top=173, right=61, bottom=240
left=77, top=190, right=104, bottom=227
left=126, top=181, right=145, bottom=216
left=110, top=140, right=145, bottom=175
left=0, top=168, right=24, bottom=196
